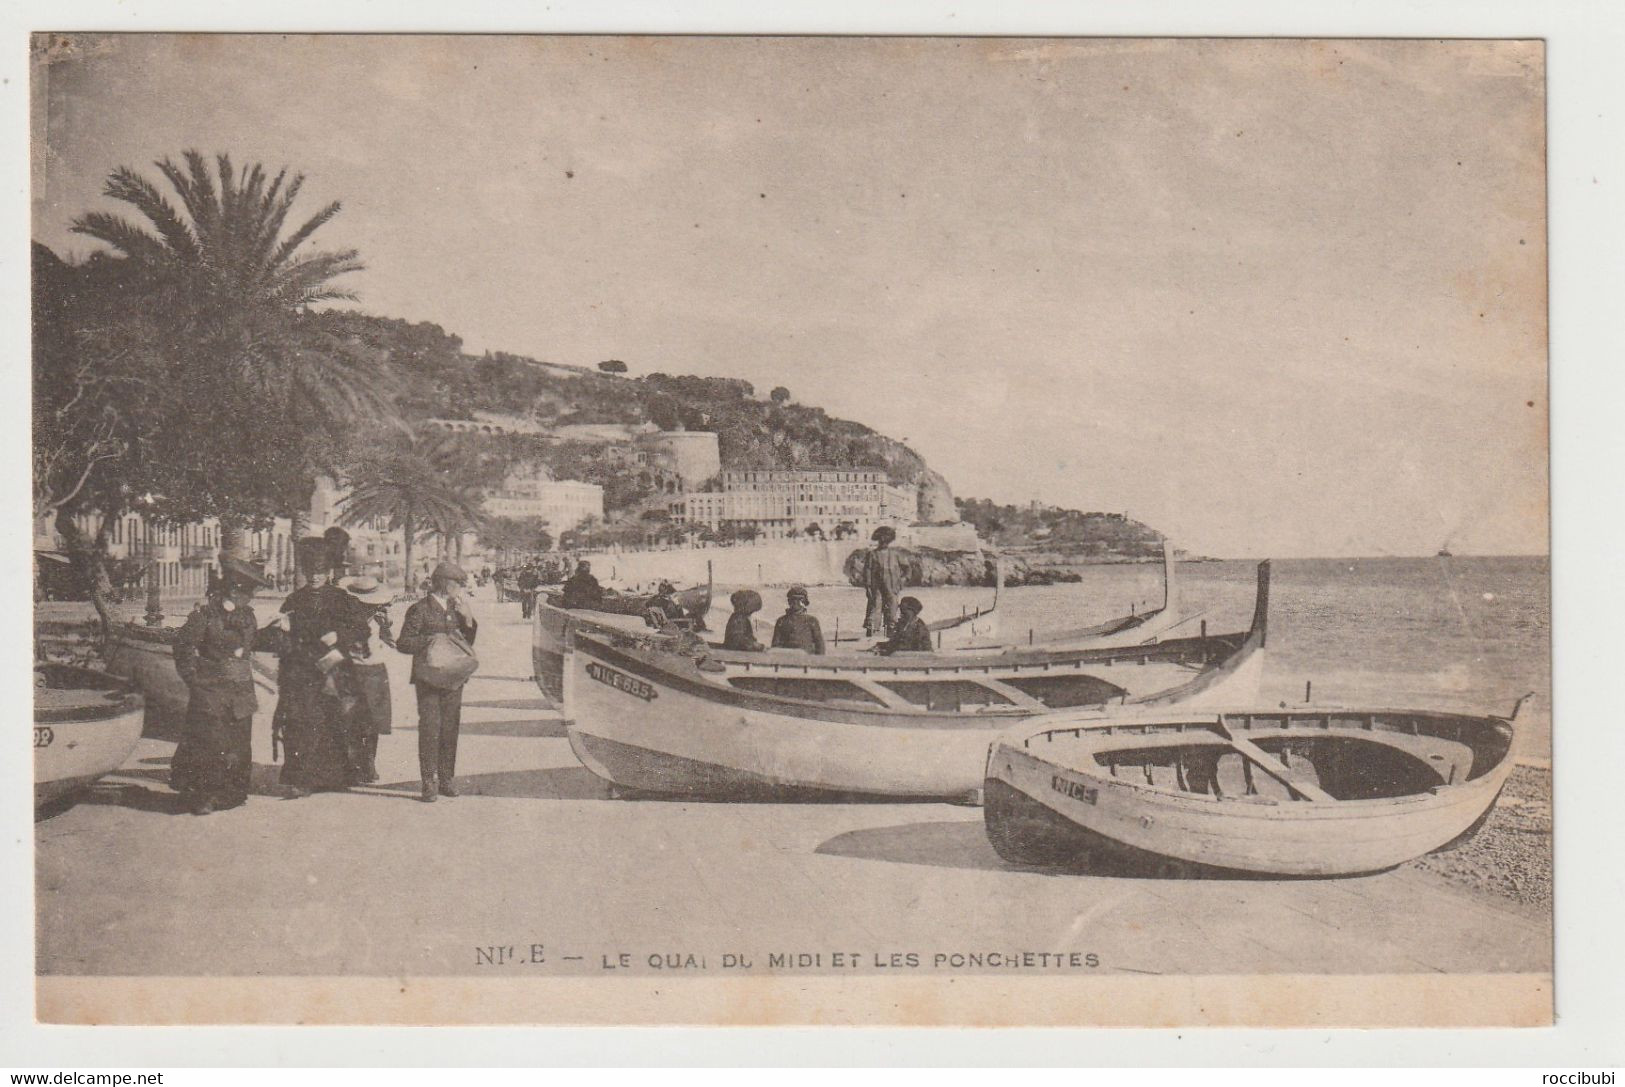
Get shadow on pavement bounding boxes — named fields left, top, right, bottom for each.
left=815, top=820, right=1013, bottom=874
left=460, top=697, right=552, bottom=711
left=452, top=717, right=567, bottom=738
left=373, top=765, right=614, bottom=800
left=815, top=820, right=1277, bottom=880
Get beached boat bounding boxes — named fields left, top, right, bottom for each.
left=34, top=663, right=145, bottom=808
left=827, top=561, right=1002, bottom=651
left=989, top=542, right=1193, bottom=650
left=981, top=699, right=1523, bottom=877
left=532, top=570, right=716, bottom=707
left=542, top=579, right=715, bottom=627
left=559, top=562, right=1272, bottom=801
left=106, top=622, right=277, bottom=735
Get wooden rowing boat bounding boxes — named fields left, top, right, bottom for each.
left=106, top=622, right=278, bottom=738
left=987, top=541, right=1192, bottom=650
left=34, top=663, right=145, bottom=809
left=560, top=562, right=1272, bottom=801
left=533, top=568, right=715, bottom=707
left=981, top=699, right=1523, bottom=877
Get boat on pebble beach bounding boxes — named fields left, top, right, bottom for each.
left=981, top=697, right=1524, bottom=877
left=34, top=663, right=145, bottom=809
left=558, top=562, right=1271, bottom=802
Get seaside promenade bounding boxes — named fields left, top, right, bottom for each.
left=36, top=593, right=1550, bottom=982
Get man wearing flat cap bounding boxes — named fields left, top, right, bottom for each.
left=170, top=558, right=276, bottom=814
left=771, top=585, right=825, bottom=654
left=395, top=560, right=479, bottom=802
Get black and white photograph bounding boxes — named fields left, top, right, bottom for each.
left=27, top=32, right=1553, bottom=1028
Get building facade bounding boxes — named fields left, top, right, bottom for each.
left=669, top=467, right=915, bottom=541
left=482, top=467, right=604, bottom=531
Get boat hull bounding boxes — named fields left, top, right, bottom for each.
left=565, top=635, right=1011, bottom=800
left=983, top=711, right=1517, bottom=877
left=35, top=666, right=145, bottom=809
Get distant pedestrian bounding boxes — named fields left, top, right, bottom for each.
left=170, top=558, right=276, bottom=815
left=518, top=563, right=540, bottom=618
left=863, top=526, right=904, bottom=637
left=771, top=585, right=825, bottom=654
left=560, top=560, right=604, bottom=610
left=722, top=589, right=765, bottom=652
left=877, top=596, right=933, bottom=655
left=395, top=561, right=479, bottom=802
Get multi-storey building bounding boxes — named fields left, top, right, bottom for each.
left=669, top=467, right=917, bottom=541
left=482, top=466, right=604, bottom=531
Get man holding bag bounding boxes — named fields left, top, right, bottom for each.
left=395, top=561, right=479, bottom=803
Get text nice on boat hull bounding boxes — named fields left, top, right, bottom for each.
left=34, top=663, right=146, bottom=809
left=981, top=699, right=1523, bottom=878
left=561, top=562, right=1272, bottom=802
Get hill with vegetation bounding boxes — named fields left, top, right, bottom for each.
left=312, top=312, right=953, bottom=523
left=954, top=498, right=1166, bottom=560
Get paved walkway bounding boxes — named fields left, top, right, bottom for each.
left=36, top=596, right=1550, bottom=978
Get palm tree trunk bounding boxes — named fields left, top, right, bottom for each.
left=290, top=507, right=311, bottom=587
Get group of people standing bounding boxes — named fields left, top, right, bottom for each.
left=170, top=528, right=479, bottom=814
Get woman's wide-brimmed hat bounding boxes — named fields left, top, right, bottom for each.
left=339, top=574, right=394, bottom=605
left=220, top=557, right=273, bottom=592
left=871, top=526, right=896, bottom=542
left=898, top=595, right=924, bottom=615
left=729, top=589, right=763, bottom=614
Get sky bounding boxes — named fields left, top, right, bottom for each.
left=31, top=35, right=1548, bottom=558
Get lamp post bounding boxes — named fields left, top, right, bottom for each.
left=142, top=560, right=164, bottom=627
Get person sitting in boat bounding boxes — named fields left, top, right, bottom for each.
left=876, top=596, right=933, bottom=655
left=559, top=560, right=604, bottom=610
left=771, top=585, right=825, bottom=654
left=645, top=580, right=688, bottom=630
left=722, top=589, right=766, bottom=652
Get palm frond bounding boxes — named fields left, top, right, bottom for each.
left=69, top=211, right=171, bottom=266
left=101, top=166, right=198, bottom=261
left=272, top=199, right=343, bottom=266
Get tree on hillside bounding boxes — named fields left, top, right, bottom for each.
left=340, top=432, right=485, bottom=590
left=67, top=150, right=391, bottom=564
left=598, top=359, right=628, bottom=374
left=770, top=386, right=791, bottom=404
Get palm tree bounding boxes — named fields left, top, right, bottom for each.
left=70, top=150, right=390, bottom=562
left=340, top=433, right=485, bottom=591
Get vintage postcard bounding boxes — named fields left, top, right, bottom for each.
left=30, top=34, right=1550, bottom=1027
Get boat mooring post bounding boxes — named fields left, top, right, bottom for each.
left=1200, top=619, right=1207, bottom=639
left=1305, top=680, right=1313, bottom=703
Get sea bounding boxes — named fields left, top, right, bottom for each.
left=784, top=556, right=1551, bottom=758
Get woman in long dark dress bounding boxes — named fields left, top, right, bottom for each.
left=170, top=558, right=277, bottom=814
left=275, top=537, right=374, bottom=796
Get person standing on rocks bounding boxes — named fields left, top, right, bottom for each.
left=395, top=561, right=479, bottom=803
left=863, top=526, right=904, bottom=638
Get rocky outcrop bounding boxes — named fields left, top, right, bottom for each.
left=916, top=468, right=957, bottom=522
left=841, top=547, right=1081, bottom=588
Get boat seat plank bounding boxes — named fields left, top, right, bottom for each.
left=1218, top=729, right=1338, bottom=802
